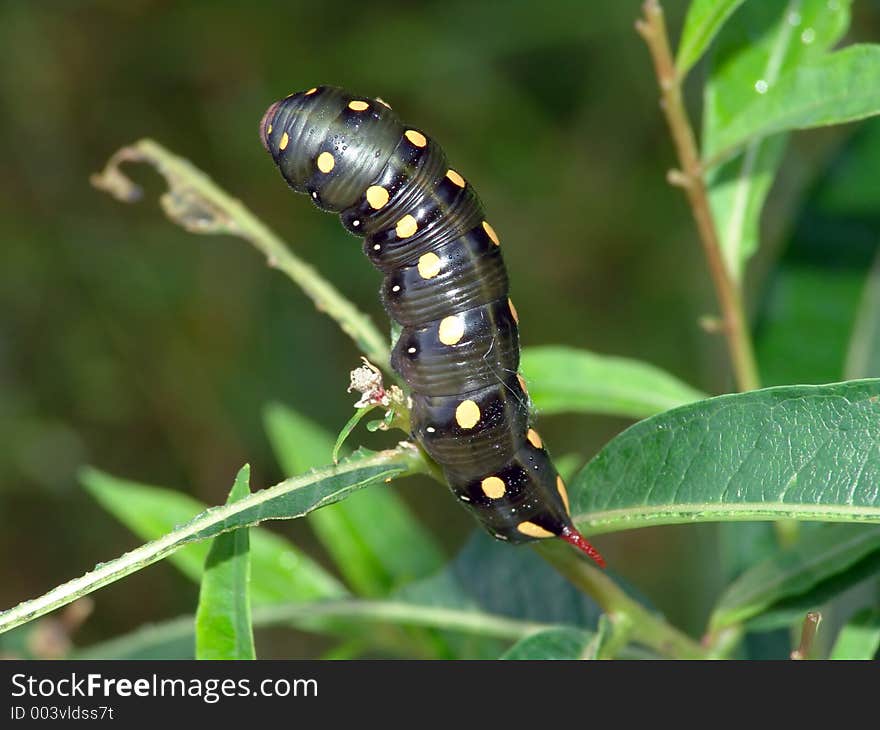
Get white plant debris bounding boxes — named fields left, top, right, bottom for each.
left=347, top=357, right=406, bottom=413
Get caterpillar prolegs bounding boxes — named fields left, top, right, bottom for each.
left=259, top=86, right=604, bottom=567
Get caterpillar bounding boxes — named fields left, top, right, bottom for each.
left=259, top=86, right=604, bottom=567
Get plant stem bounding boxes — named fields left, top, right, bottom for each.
left=703, top=625, right=744, bottom=659
left=790, top=611, right=821, bottom=660
left=537, top=541, right=708, bottom=659
left=71, top=602, right=553, bottom=660
left=252, top=600, right=557, bottom=641
left=91, top=139, right=392, bottom=373
left=636, top=0, right=800, bottom=553
left=636, top=1, right=760, bottom=393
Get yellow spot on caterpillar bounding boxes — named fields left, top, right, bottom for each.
left=527, top=429, right=543, bottom=449
left=417, top=252, right=442, bottom=279
left=481, top=476, right=506, bottom=499
left=438, top=315, right=465, bottom=345
left=455, top=400, right=480, bottom=429
left=279, top=132, right=289, bottom=151
left=405, top=129, right=428, bottom=147
left=517, top=373, right=529, bottom=395
left=508, top=298, right=519, bottom=324
left=482, top=220, right=500, bottom=245
left=376, top=97, right=391, bottom=108
left=396, top=214, right=418, bottom=238
left=366, top=185, right=389, bottom=209
left=557, top=476, right=570, bottom=514
left=348, top=100, right=369, bottom=111
left=267, top=123, right=273, bottom=135
left=305, top=87, right=318, bottom=95
left=446, top=169, right=466, bottom=188
left=316, top=152, right=335, bottom=173
left=517, top=521, right=554, bottom=539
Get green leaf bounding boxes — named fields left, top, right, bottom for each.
left=73, top=533, right=608, bottom=660
left=332, top=406, right=374, bottom=463
left=81, top=468, right=346, bottom=604
left=195, top=465, right=256, bottom=660
left=264, top=403, right=444, bottom=596
left=830, top=608, right=880, bottom=659
left=757, top=265, right=871, bottom=386
left=73, top=616, right=196, bottom=660
left=813, top=117, right=880, bottom=217
left=703, top=0, right=851, bottom=279
left=0, top=446, right=422, bottom=636
left=754, top=115, right=880, bottom=387
left=718, top=523, right=779, bottom=582
left=500, top=626, right=595, bottom=660
left=676, top=0, right=748, bottom=75
left=570, top=380, right=880, bottom=536
left=520, top=346, right=705, bottom=420
left=399, top=532, right=603, bottom=627
left=709, top=524, right=880, bottom=631
left=745, top=547, right=880, bottom=631
left=710, top=44, right=880, bottom=162
left=845, top=251, right=880, bottom=379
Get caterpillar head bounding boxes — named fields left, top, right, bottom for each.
left=258, top=86, right=399, bottom=212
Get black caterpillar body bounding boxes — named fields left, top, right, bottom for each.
left=260, top=86, right=603, bottom=566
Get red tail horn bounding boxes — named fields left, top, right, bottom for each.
left=560, top=526, right=606, bottom=568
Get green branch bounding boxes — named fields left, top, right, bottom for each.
left=636, top=1, right=760, bottom=393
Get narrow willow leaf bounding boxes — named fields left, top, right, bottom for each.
left=757, top=265, right=872, bottom=386
left=675, top=0, right=748, bottom=75
left=711, top=44, right=880, bottom=163
left=570, top=380, right=880, bottom=535
left=81, top=468, right=346, bottom=603
left=845, top=251, right=880, bottom=379
left=744, top=550, right=880, bottom=632
left=500, top=626, right=594, bottom=660
left=0, top=447, right=420, bottom=634
left=718, top=523, right=779, bottom=582
left=74, top=533, right=607, bottom=660
left=830, top=608, right=880, bottom=659
left=319, top=640, right=369, bottom=660
left=263, top=403, right=444, bottom=596
left=703, top=0, right=851, bottom=279
left=582, top=614, right=614, bottom=659
left=332, top=406, right=374, bottom=463
left=195, top=465, right=256, bottom=660
left=709, top=524, right=880, bottom=630
left=814, top=117, right=880, bottom=217
left=754, top=115, right=880, bottom=387
left=73, top=616, right=196, bottom=660
left=520, top=346, right=705, bottom=420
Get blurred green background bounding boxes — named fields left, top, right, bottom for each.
left=2, top=0, right=879, bottom=656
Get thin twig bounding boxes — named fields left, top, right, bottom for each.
left=91, top=139, right=392, bottom=373
left=636, top=1, right=760, bottom=392
left=791, top=611, right=821, bottom=660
